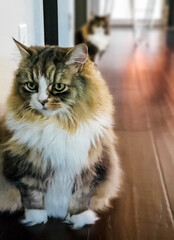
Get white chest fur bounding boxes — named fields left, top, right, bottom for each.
left=6, top=112, right=112, bottom=218
left=87, top=27, right=109, bottom=52
left=6, top=113, right=111, bottom=174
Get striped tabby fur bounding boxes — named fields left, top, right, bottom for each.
left=0, top=39, right=122, bottom=228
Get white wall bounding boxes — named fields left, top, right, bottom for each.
left=89, top=0, right=113, bottom=16
left=0, top=0, right=44, bottom=106
left=89, top=0, right=164, bottom=24
left=58, top=0, right=74, bottom=47
left=0, top=0, right=44, bottom=59
left=112, top=0, right=132, bottom=20
left=112, top=0, right=164, bottom=24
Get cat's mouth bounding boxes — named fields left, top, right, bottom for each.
left=37, top=103, right=67, bottom=117
left=39, top=107, right=60, bottom=117
left=30, top=97, right=67, bottom=117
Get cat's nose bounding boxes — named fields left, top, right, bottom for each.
left=38, top=99, right=48, bottom=106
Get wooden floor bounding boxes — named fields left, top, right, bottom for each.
left=1, top=28, right=174, bottom=239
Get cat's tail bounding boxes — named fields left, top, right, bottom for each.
left=0, top=161, right=22, bottom=213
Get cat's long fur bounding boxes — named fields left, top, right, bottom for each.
left=75, top=15, right=110, bottom=62
left=0, top=40, right=121, bottom=228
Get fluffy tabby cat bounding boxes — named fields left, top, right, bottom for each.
left=75, top=15, right=110, bottom=63
left=0, top=39, right=121, bottom=229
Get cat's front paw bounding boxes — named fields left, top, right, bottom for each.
left=21, top=209, right=48, bottom=226
left=66, top=210, right=99, bottom=229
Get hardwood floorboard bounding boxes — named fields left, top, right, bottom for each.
left=133, top=40, right=174, bottom=220
left=89, top=130, right=174, bottom=240
left=137, top=67, right=174, bottom=218
left=113, top=89, right=148, bottom=131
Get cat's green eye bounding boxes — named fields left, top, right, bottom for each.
left=25, top=82, right=38, bottom=92
left=54, top=83, right=66, bottom=92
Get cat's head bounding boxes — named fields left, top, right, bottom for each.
left=11, top=39, right=89, bottom=118
left=88, top=15, right=110, bottom=35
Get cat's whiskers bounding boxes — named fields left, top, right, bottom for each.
left=14, top=101, right=35, bottom=119
left=15, top=101, right=30, bottom=113
left=68, top=107, right=79, bottom=122
left=59, top=105, right=75, bottom=125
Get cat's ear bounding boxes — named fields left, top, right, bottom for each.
left=13, top=38, right=31, bottom=59
left=65, top=44, right=88, bottom=66
left=90, top=13, right=95, bottom=19
left=105, top=14, right=110, bottom=20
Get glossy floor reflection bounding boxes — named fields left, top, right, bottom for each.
left=1, top=28, right=174, bottom=240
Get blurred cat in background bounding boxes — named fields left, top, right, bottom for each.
left=75, top=15, right=110, bottom=63
left=0, top=39, right=121, bottom=229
